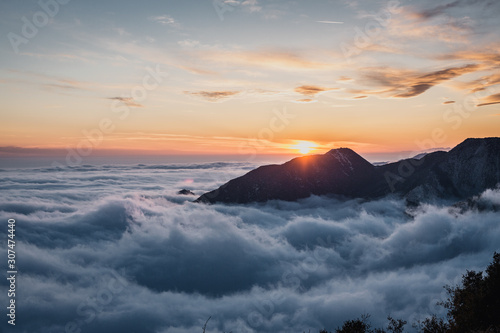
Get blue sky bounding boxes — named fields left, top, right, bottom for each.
left=1, top=0, right=500, bottom=159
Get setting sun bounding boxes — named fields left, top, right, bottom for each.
left=290, top=141, right=318, bottom=154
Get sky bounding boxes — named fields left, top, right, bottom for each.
left=1, top=0, right=500, bottom=161
left=1, top=162, right=499, bottom=332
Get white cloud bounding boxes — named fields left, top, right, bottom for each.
left=148, top=15, right=179, bottom=28
left=241, top=0, right=262, bottom=13
left=2, top=163, right=499, bottom=332
left=177, top=39, right=200, bottom=48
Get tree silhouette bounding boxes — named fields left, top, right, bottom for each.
left=444, top=252, right=500, bottom=332
left=386, top=316, right=406, bottom=333
left=334, top=318, right=371, bottom=333
left=418, top=315, right=449, bottom=333
left=327, top=252, right=500, bottom=333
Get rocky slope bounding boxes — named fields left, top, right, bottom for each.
left=196, top=138, right=500, bottom=204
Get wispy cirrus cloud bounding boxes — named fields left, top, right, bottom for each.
left=316, top=20, right=344, bottom=24
left=393, top=64, right=480, bottom=98
left=338, top=76, right=353, bottom=82
left=386, top=0, right=500, bottom=47
left=441, top=50, right=500, bottom=65
left=294, top=85, right=338, bottom=96
left=108, top=97, right=143, bottom=107
left=338, top=2, right=479, bottom=61
left=241, top=0, right=262, bottom=13
left=178, top=65, right=217, bottom=76
left=293, top=98, right=317, bottom=104
left=477, top=93, right=500, bottom=107
left=3, top=70, right=94, bottom=95
left=195, top=48, right=339, bottom=71
left=386, top=13, right=473, bottom=44
left=17, top=52, right=90, bottom=63
left=169, top=43, right=340, bottom=81
left=415, top=0, right=463, bottom=20
left=437, top=50, right=500, bottom=93
left=454, top=72, right=500, bottom=93
left=148, top=15, right=179, bottom=28
left=185, top=90, right=240, bottom=102
left=357, top=64, right=480, bottom=98
left=351, top=2, right=482, bottom=56
left=239, top=50, right=333, bottom=70
left=415, top=0, right=497, bottom=20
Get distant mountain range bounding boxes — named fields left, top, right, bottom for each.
left=196, top=138, right=500, bottom=204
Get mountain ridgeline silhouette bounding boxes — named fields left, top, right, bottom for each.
left=196, top=138, right=500, bottom=204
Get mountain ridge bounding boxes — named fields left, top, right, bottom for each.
left=196, top=138, right=500, bottom=204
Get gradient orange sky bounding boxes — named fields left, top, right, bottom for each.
left=1, top=0, right=499, bottom=161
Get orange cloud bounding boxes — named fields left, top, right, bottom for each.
left=374, top=3, right=480, bottom=46
left=415, top=0, right=495, bottom=20
left=185, top=90, right=240, bottom=102
left=338, top=76, right=353, bottom=82
left=197, top=48, right=338, bottom=71
left=396, top=65, right=479, bottom=98
left=108, top=97, right=143, bottom=107
left=178, top=66, right=217, bottom=76
left=477, top=93, right=500, bottom=107
left=459, top=71, right=500, bottom=93
left=294, top=85, right=338, bottom=96
left=359, top=64, right=480, bottom=98
left=240, top=50, right=333, bottom=69
left=293, top=99, right=316, bottom=103
left=387, top=15, right=471, bottom=44
left=435, top=49, right=500, bottom=93
left=437, top=50, right=500, bottom=65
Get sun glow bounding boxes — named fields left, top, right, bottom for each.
left=290, top=141, right=318, bottom=154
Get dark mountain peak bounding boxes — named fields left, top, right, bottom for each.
left=282, top=147, right=369, bottom=168
left=196, top=146, right=378, bottom=204
left=178, top=189, right=195, bottom=195
left=326, top=147, right=362, bottom=160
left=430, top=137, right=500, bottom=200
left=327, top=147, right=372, bottom=162
left=451, top=137, right=500, bottom=154
left=278, top=147, right=375, bottom=180
left=327, top=147, right=355, bottom=154
left=197, top=138, right=500, bottom=204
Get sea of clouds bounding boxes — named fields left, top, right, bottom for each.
left=0, top=161, right=499, bottom=333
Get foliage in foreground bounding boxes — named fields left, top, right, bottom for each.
left=319, top=252, right=500, bottom=333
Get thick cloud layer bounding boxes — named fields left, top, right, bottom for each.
left=0, top=162, right=499, bottom=333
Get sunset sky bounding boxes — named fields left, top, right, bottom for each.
left=1, top=0, right=499, bottom=161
